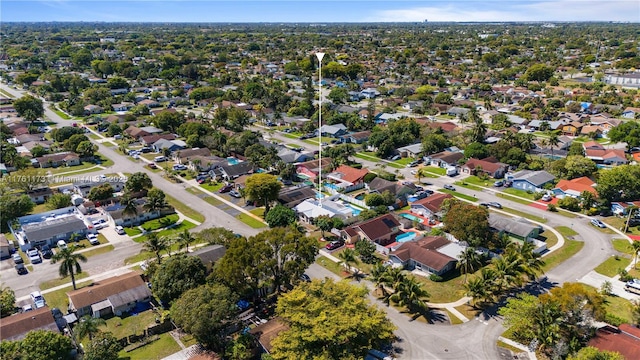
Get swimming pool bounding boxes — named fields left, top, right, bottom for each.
left=227, top=157, right=240, bottom=165
left=344, top=204, right=362, bottom=216
left=324, top=183, right=340, bottom=190
left=399, top=213, right=424, bottom=223
left=396, top=232, right=417, bottom=243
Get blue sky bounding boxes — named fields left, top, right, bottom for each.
left=2, top=1, right=639, bottom=22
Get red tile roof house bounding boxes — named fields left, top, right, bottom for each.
left=583, top=141, right=628, bottom=166
left=587, top=324, right=640, bottom=360
left=552, top=176, right=597, bottom=199
left=341, top=213, right=401, bottom=247
left=325, top=164, right=369, bottom=193
left=295, top=157, right=333, bottom=180
left=410, top=193, right=454, bottom=220
left=67, top=271, right=152, bottom=318
left=0, top=307, right=59, bottom=341
left=461, top=158, right=509, bottom=179
left=388, top=236, right=458, bottom=276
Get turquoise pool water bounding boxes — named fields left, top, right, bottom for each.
left=396, top=232, right=417, bottom=243
left=355, top=194, right=365, bottom=200
left=344, top=204, right=362, bottom=216
left=400, top=213, right=424, bottom=223
left=324, top=183, right=340, bottom=190
left=227, top=157, right=240, bottom=165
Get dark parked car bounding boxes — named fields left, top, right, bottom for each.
left=282, top=179, right=293, bottom=186
left=219, top=184, right=234, bottom=193
left=443, top=184, right=456, bottom=191
left=41, top=245, right=53, bottom=259
left=487, top=202, right=502, bottom=209
left=299, top=274, right=311, bottom=282
left=325, top=240, right=345, bottom=251
left=15, top=263, right=28, bottom=275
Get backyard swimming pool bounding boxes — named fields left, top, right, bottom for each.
left=227, top=157, right=240, bottom=165
left=399, top=213, right=424, bottom=223
left=396, top=232, right=417, bottom=243
left=344, top=204, right=362, bottom=216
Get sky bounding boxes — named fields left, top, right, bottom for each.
left=2, top=1, right=639, bottom=23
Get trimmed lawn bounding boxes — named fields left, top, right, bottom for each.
left=393, top=157, right=414, bottom=166
left=42, top=286, right=74, bottom=310
left=494, top=192, right=532, bottom=206
left=439, top=189, right=477, bottom=202
left=613, top=239, right=634, bottom=255
left=594, top=255, right=632, bottom=277
left=140, top=214, right=180, bottom=232
left=125, top=227, right=143, bottom=237
left=316, top=256, right=348, bottom=277
left=355, top=152, right=381, bottom=162
left=51, top=107, right=71, bottom=119
left=81, top=244, right=115, bottom=258
left=539, top=231, right=558, bottom=249
left=47, top=162, right=100, bottom=175
left=603, top=217, right=640, bottom=235
left=454, top=304, right=483, bottom=320
left=583, top=284, right=635, bottom=324
left=0, top=88, right=15, bottom=98
left=124, top=251, right=154, bottom=265
left=104, top=310, right=158, bottom=340
left=542, top=240, right=584, bottom=272
left=556, top=226, right=578, bottom=238
left=119, top=332, right=182, bottom=360
left=203, top=196, right=223, bottom=206
left=499, top=207, right=546, bottom=223
left=88, top=133, right=102, bottom=140
left=459, top=175, right=489, bottom=187
left=236, top=213, right=267, bottom=229
left=249, top=208, right=265, bottom=218
left=30, top=203, right=49, bottom=215
left=134, top=220, right=198, bottom=243
left=200, top=182, right=225, bottom=193
left=421, top=166, right=446, bottom=176
left=414, top=268, right=467, bottom=303
left=454, top=181, right=484, bottom=191
left=501, top=188, right=536, bottom=200
left=282, top=133, right=300, bottom=140
left=164, top=193, right=205, bottom=223
left=40, top=272, right=90, bottom=291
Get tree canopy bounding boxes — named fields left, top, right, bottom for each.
left=443, top=201, right=491, bottom=246
left=244, top=173, right=282, bottom=215
left=125, top=172, right=153, bottom=193
left=151, top=255, right=207, bottom=304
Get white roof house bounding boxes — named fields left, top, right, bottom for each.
left=293, top=199, right=355, bottom=223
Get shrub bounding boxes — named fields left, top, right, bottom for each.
left=533, top=192, right=544, bottom=200
left=547, top=204, right=557, bottom=212
left=557, top=196, right=581, bottom=212
left=363, top=173, right=378, bottom=183
left=605, top=313, right=625, bottom=326
left=618, top=269, right=633, bottom=282
left=429, top=274, right=443, bottom=282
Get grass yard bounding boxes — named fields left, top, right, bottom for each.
left=42, top=286, right=74, bottom=310
left=199, top=182, right=225, bottom=193
left=203, top=196, right=223, bottom=206
left=501, top=188, right=536, bottom=200
left=140, top=214, right=180, bottom=232
left=40, top=272, right=90, bottom=291
left=51, top=107, right=71, bottom=120
left=104, top=310, right=158, bottom=340
left=556, top=226, right=578, bottom=239
left=603, top=217, right=640, bottom=235
left=393, top=157, right=414, bottom=166
left=134, top=221, right=197, bottom=243
left=594, top=255, right=632, bottom=277
left=164, top=193, right=205, bottom=223
left=542, top=240, right=584, bottom=272
left=613, top=239, right=634, bottom=255
left=249, top=208, right=265, bottom=218
left=355, top=151, right=381, bottom=162
left=47, top=162, right=100, bottom=175
left=80, top=244, right=115, bottom=258
left=415, top=269, right=467, bottom=303
left=439, top=189, right=477, bottom=202
left=443, top=309, right=463, bottom=325
left=422, top=166, right=446, bottom=176
left=494, top=192, right=533, bottom=206
left=125, top=227, right=143, bottom=237
left=119, top=332, right=182, bottom=360
left=236, top=213, right=267, bottom=229
left=499, top=207, right=547, bottom=223
left=282, top=133, right=300, bottom=140
left=459, top=175, right=489, bottom=187
left=30, top=203, right=49, bottom=215
left=0, top=88, right=15, bottom=98
left=316, top=256, right=348, bottom=278
left=88, top=133, right=102, bottom=140
left=454, top=181, right=484, bottom=191
left=539, top=231, right=558, bottom=249
left=454, top=304, right=483, bottom=320
left=582, top=284, right=635, bottom=324
left=124, top=251, right=154, bottom=265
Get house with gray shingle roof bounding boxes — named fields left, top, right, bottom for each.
left=508, top=170, right=555, bottom=192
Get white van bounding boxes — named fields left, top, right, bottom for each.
left=154, top=156, right=167, bottom=162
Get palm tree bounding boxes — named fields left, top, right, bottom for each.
left=390, top=277, right=430, bottom=314
left=547, top=131, right=560, bottom=160
left=416, top=168, right=430, bottom=183
left=631, top=241, right=640, bottom=269
left=121, top=195, right=138, bottom=224
left=381, top=267, right=407, bottom=305
left=465, top=276, right=488, bottom=308
left=338, top=248, right=359, bottom=274
left=74, top=315, right=106, bottom=340
left=457, top=247, right=482, bottom=284
left=510, top=241, right=545, bottom=281
left=471, top=117, right=487, bottom=144
left=370, top=263, right=390, bottom=297
left=51, top=246, right=87, bottom=290
left=492, top=254, right=522, bottom=292
left=343, top=144, right=356, bottom=164
left=143, top=232, right=168, bottom=263
left=176, top=229, right=195, bottom=253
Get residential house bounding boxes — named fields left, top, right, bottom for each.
left=611, top=201, right=640, bottom=216
left=277, top=186, right=316, bottom=208
left=219, top=162, right=254, bottom=181
left=622, top=107, right=640, bottom=119
left=16, top=133, right=44, bottom=145
left=397, top=143, right=423, bottom=158
left=187, top=155, right=226, bottom=172
left=250, top=318, right=289, bottom=355
left=67, top=271, right=152, bottom=318
left=591, top=118, right=621, bottom=133
left=325, top=165, right=369, bottom=193
left=426, top=151, right=464, bottom=168
left=34, top=152, right=81, bottom=168
left=137, top=99, right=161, bottom=108
left=341, top=213, right=401, bottom=246
left=587, top=324, right=640, bottom=360
left=188, top=244, right=226, bottom=271
left=579, top=125, right=603, bottom=138
left=83, top=104, right=104, bottom=115
left=552, top=177, right=597, bottom=199
left=107, top=200, right=174, bottom=227
left=410, top=193, right=454, bottom=219
left=150, top=108, right=178, bottom=117
left=26, top=187, right=53, bottom=204
left=277, top=148, right=313, bottom=164
left=152, top=139, right=186, bottom=153
left=447, top=107, right=470, bottom=118
left=316, top=124, right=348, bottom=138
left=124, top=126, right=151, bottom=139
left=367, top=177, right=416, bottom=199
left=426, top=121, right=459, bottom=134
left=388, top=236, right=458, bottom=276
left=173, top=147, right=212, bottom=164
left=112, top=102, right=134, bottom=112
left=0, top=234, right=14, bottom=259
left=14, top=208, right=88, bottom=251
left=140, top=133, right=176, bottom=147
left=0, top=307, right=59, bottom=341
left=527, top=120, right=562, bottom=131
left=583, top=141, right=628, bottom=165
left=340, top=130, right=371, bottom=144
left=561, top=121, right=584, bottom=136
left=294, top=198, right=356, bottom=224
left=73, top=177, right=127, bottom=197
left=295, top=158, right=333, bottom=180
left=508, top=170, right=555, bottom=192
left=461, top=158, right=508, bottom=179
left=488, top=213, right=541, bottom=241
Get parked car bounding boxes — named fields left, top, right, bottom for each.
left=299, top=274, right=311, bottom=282
left=115, top=226, right=125, bottom=235
left=391, top=155, right=401, bottom=161
left=219, top=184, right=234, bottom=193
left=15, top=263, right=28, bottom=275
left=493, top=180, right=504, bottom=187
left=87, top=233, right=100, bottom=245
left=591, top=219, right=606, bottom=228
left=172, top=164, right=188, bottom=171
left=325, top=240, right=345, bottom=251
left=407, top=162, right=419, bottom=168
left=487, top=202, right=502, bottom=209
left=41, top=245, right=53, bottom=259
left=57, top=240, right=68, bottom=249
left=443, top=184, right=456, bottom=191
left=22, top=304, right=33, bottom=312
left=541, top=194, right=552, bottom=202
left=282, top=179, right=293, bottom=186
left=30, top=291, right=46, bottom=309
left=27, top=249, right=41, bottom=264
left=12, top=253, right=23, bottom=264
left=229, top=190, right=242, bottom=198
left=148, top=163, right=158, bottom=169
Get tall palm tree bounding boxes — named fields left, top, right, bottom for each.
left=51, top=246, right=87, bottom=290
left=382, top=267, right=407, bottom=305
left=547, top=131, right=560, bottom=160
left=465, top=276, right=488, bottom=308
left=457, top=247, right=482, bottom=284
left=74, top=315, right=106, bottom=340
left=631, top=241, right=640, bottom=269
left=510, top=241, right=545, bottom=281
left=471, top=117, right=488, bottom=144
left=121, top=195, right=138, bottom=224
left=143, top=232, right=168, bottom=263
left=370, top=263, right=390, bottom=297
left=390, top=277, right=430, bottom=313
left=338, top=248, right=359, bottom=274
left=176, top=229, right=195, bottom=253
left=492, top=254, right=522, bottom=292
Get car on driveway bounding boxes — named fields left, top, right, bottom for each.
left=219, top=184, right=234, bottom=193
left=493, top=180, right=504, bottom=187
left=57, top=240, right=68, bottom=249
left=541, top=194, right=552, bottom=202
left=591, top=219, right=606, bottom=228
left=41, top=245, right=53, bottom=259
left=27, top=249, right=41, bottom=264
left=12, top=253, right=23, bottom=264
left=299, top=274, right=311, bottom=282
left=115, top=226, right=125, bottom=235
left=30, top=291, right=46, bottom=309
left=87, top=233, right=100, bottom=245
left=15, top=263, right=28, bottom=275
left=229, top=190, right=242, bottom=198
left=443, top=184, right=456, bottom=191
left=325, top=240, right=345, bottom=251
left=148, top=163, right=157, bottom=169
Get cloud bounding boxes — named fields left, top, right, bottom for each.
left=368, top=1, right=640, bottom=22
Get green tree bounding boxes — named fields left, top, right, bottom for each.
left=75, top=140, right=97, bottom=158
left=196, top=227, right=237, bottom=247
left=13, top=95, right=44, bottom=122
left=355, top=239, right=377, bottom=264
left=0, top=194, right=34, bottom=232
left=120, top=194, right=139, bottom=222
left=51, top=246, right=87, bottom=290
left=568, top=347, right=624, bottom=360
left=45, top=193, right=72, bottom=210
left=152, top=255, right=207, bottom=304
left=74, top=315, right=106, bottom=340
left=176, top=229, right=196, bottom=253
left=153, top=111, right=185, bottom=133
left=83, top=331, right=122, bottom=360
left=244, top=173, right=282, bottom=215
left=143, top=232, right=168, bottom=264
left=63, top=134, right=89, bottom=152
left=315, top=215, right=333, bottom=238
left=364, top=193, right=385, bottom=207
left=464, top=142, right=489, bottom=159
left=457, top=247, right=483, bottom=284
left=125, top=172, right=153, bottom=193
left=143, top=188, right=168, bottom=214
left=270, top=278, right=396, bottom=360
left=564, top=155, right=598, bottom=179
left=4, top=168, right=49, bottom=192
left=265, top=204, right=296, bottom=228
left=443, top=202, right=491, bottom=246
left=171, top=284, right=238, bottom=351
left=0, top=286, right=16, bottom=318
left=87, top=183, right=113, bottom=201
left=597, top=165, right=640, bottom=202
left=608, top=121, right=640, bottom=150
left=631, top=239, right=640, bottom=269
left=390, top=276, right=430, bottom=314
left=524, top=64, right=555, bottom=82
left=338, top=247, right=359, bottom=274
left=19, top=330, right=74, bottom=360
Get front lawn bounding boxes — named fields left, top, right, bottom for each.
left=104, top=309, right=158, bottom=340
left=494, top=192, right=532, bottom=206
left=40, top=272, right=90, bottom=291
left=355, top=152, right=381, bottom=162
left=501, top=188, right=536, bottom=200
left=200, top=182, right=225, bottom=193
left=47, top=162, right=100, bottom=175
left=459, top=175, right=489, bottom=187
left=603, top=217, right=640, bottom=235
left=613, top=239, right=634, bottom=255
left=140, top=214, right=180, bottom=232
left=316, top=256, right=348, bottom=277
left=134, top=220, right=197, bottom=243
left=81, top=244, right=115, bottom=258
left=393, top=157, right=414, bottom=166
left=421, top=166, right=446, bottom=176
left=415, top=269, right=467, bottom=303
left=249, top=208, right=265, bottom=218
left=164, top=193, right=205, bottom=223
left=439, top=189, right=477, bottom=202
left=499, top=207, right=546, bottom=223
left=125, top=227, right=143, bottom=236
left=541, top=240, right=584, bottom=272
left=236, top=213, right=267, bottom=229
left=594, top=255, right=632, bottom=277
left=42, top=286, right=74, bottom=310
left=556, top=226, right=578, bottom=239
